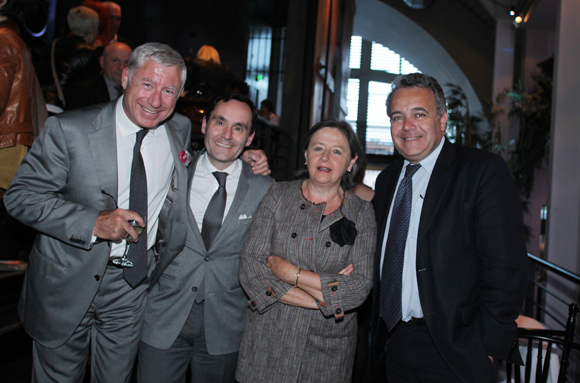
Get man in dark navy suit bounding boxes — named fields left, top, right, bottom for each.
left=371, top=73, right=527, bottom=383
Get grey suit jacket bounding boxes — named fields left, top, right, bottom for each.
left=141, top=153, right=274, bottom=355
left=4, top=100, right=191, bottom=348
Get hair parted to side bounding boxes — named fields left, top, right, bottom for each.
left=386, top=73, right=447, bottom=118
left=197, top=45, right=221, bottom=65
left=205, top=93, right=258, bottom=135
left=127, top=43, right=187, bottom=89
left=297, top=119, right=364, bottom=191
left=67, top=6, right=99, bottom=37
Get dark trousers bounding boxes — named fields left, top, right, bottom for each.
left=385, top=320, right=467, bottom=383
left=138, top=301, right=238, bottom=383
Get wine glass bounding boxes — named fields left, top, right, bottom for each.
left=111, top=220, right=145, bottom=267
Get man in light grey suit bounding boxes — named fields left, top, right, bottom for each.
left=138, top=93, right=275, bottom=383
left=4, top=43, right=191, bottom=382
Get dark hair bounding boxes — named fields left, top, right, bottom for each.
left=205, top=93, right=258, bottom=135
left=297, top=119, right=364, bottom=190
left=260, top=99, right=274, bottom=113
left=386, top=73, right=447, bottom=118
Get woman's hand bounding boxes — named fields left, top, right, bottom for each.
left=266, top=255, right=295, bottom=284
left=338, top=264, right=354, bottom=276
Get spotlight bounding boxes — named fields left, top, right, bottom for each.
left=509, top=7, right=516, bottom=16
left=515, top=15, right=523, bottom=24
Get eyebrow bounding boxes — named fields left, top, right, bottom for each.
left=212, top=115, right=248, bottom=129
left=391, top=106, right=429, bottom=116
left=140, top=78, right=178, bottom=91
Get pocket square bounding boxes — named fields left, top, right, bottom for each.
left=239, top=214, right=252, bottom=220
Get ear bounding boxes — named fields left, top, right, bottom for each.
left=348, top=154, right=358, bottom=172
left=245, top=131, right=255, bottom=147
left=99, top=55, right=105, bottom=70
left=121, top=67, right=129, bottom=89
left=201, top=117, right=207, bottom=134
left=439, top=111, right=448, bottom=133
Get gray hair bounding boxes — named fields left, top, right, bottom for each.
left=67, top=6, right=99, bottom=37
left=127, top=43, right=187, bottom=90
left=386, top=73, right=447, bottom=118
left=297, top=119, right=364, bottom=191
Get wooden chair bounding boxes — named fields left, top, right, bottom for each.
left=505, top=303, right=580, bottom=383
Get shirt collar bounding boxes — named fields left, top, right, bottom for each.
left=402, top=136, right=445, bottom=176
left=198, top=152, right=240, bottom=176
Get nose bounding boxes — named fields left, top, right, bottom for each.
left=402, top=117, right=415, bottom=131
left=119, top=61, right=127, bottom=70
left=221, top=126, right=233, bottom=140
left=320, top=149, right=330, bottom=161
left=148, top=90, right=162, bottom=108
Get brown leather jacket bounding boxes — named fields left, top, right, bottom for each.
left=0, top=20, right=43, bottom=149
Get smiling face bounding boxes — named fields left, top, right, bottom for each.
left=100, top=42, right=131, bottom=86
left=121, top=60, right=182, bottom=129
left=202, top=100, right=255, bottom=170
left=389, top=87, right=447, bottom=163
left=304, top=127, right=358, bottom=188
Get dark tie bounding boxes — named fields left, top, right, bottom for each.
left=124, top=129, right=149, bottom=288
left=196, top=172, right=227, bottom=303
left=380, top=163, right=421, bottom=331
left=201, top=172, right=228, bottom=250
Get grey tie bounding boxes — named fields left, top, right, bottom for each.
left=380, top=163, right=421, bottom=331
left=197, top=172, right=227, bottom=303
left=124, top=129, right=149, bottom=288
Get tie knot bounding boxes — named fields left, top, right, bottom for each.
left=405, top=164, right=421, bottom=178
left=213, top=171, right=228, bottom=187
left=136, top=129, right=148, bottom=144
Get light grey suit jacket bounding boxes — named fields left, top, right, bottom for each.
left=4, top=100, right=191, bottom=348
left=141, top=152, right=274, bottom=355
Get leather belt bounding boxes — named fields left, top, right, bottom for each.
left=402, top=317, right=427, bottom=326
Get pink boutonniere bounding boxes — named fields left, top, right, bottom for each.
left=180, top=150, right=192, bottom=166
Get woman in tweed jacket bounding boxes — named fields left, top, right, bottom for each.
left=236, top=120, right=377, bottom=383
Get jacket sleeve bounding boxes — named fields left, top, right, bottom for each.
left=238, top=186, right=293, bottom=314
left=317, top=201, right=377, bottom=318
left=475, top=154, right=528, bottom=361
left=4, top=116, right=101, bottom=249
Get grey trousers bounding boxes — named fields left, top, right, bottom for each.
left=32, top=258, right=155, bottom=383
left=137, top=301, right=239, bottom=383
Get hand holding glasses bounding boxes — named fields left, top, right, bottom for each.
left=101, top=190, right=146, bottom=268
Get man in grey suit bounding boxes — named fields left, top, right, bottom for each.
left=137, top=93, right=275, bottom=383
left=4, top=43, right=191, bottom=382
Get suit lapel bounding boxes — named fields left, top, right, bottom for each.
left=416, top=139, right=456, bottom=255
left=89, top=101, right=118, bottom=203
left=186, top=153, right=206, bottom=250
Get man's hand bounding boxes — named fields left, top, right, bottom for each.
left=242, top=149, right=271, bottom=176
left=94, top=208, right=145, bottom=243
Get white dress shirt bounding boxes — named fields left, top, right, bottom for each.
left=190, top=153, right=242, bottom=232
left=109, top=97, right=174, bottom=258
left=380, top=138, right=445, bottom=320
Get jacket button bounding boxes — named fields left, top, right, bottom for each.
left=94, top=275, right=100, bottom=281
left=291, top=233, right=297, bottom=238
left=325, top=242, right=331, bottom=247
left=192, top=286, right=198, bottom=292
left=300, top=204, right=306, bottom=209
left=204, top=256, right=210, bottom=262
left=331, top=286, right=337, bottom=292
left=336, top=308, right=342, bottom=314
left=251, top=301, right=256, bottom=307
left=266, top=291, right=272, bottom=296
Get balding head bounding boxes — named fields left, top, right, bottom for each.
left=100, top=42, right=132, bottom=86
left=103, top=2, right=121, bottom=37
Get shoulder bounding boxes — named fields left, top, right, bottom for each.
left=242, top=161, right=275, bottom=189
left=451, top=143, right=509, bottom=173
left=345, top=191, right=375, bottom=220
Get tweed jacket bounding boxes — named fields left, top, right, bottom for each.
left=236, top=180, right=376, bottom=383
